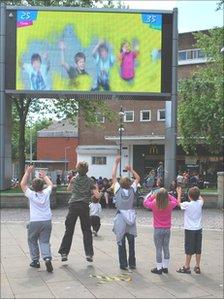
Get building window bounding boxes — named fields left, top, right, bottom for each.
left=178, top=51, right=187, bottom=61
left=96, top=113, right=105, bottom=123
left=157, top=109, right=165, bottom=121
left=178, top=48, right=207, bottom=65
left=92, top=156, right=107, bottom=165
left=140, top=110, right=151, bottom=122
left=124, top=111, right=134, bottom=122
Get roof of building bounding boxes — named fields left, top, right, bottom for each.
left=38, top=119, right=78, bottom=137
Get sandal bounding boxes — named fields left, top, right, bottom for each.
left=176, top=266, right=191, bottom=274
left=194, top=266, right=201, bottom=274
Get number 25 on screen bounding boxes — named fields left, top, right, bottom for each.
left=20, top=12, right=31, bottom=20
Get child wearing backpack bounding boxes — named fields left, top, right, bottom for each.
left=176, top=186, right=204, bottom=274
left=20, top=165, right=54, bottom=273
left=112, top=156, right=140, bottom=270
left=143, top=188, right=178, bottom=274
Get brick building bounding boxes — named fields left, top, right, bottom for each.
left=37, top=119, right=78, bottom=178
left=76, top=29, right=222, bottom=181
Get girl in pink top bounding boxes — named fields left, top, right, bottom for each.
left=118, top=41, right=138, bottom=81
left=143, top=188, right=178, bottom=275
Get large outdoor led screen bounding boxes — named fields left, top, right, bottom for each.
left=14, top=9, right=170, bottom=95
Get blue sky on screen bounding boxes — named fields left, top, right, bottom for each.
left=121, top=0, right=223, bottom=33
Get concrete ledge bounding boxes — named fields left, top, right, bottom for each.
left=0, top=188, right=57, bottom=208
left=0, top=191, right=219, bottom=209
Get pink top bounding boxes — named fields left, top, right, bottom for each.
left=120, top=51, right=137, bottom=80
left=143, top=194, right=178, bottom=228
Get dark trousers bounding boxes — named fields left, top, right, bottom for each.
left=58, top=202, right=93, bottom=257
left=90, top=215, right=101, bottom=233
left=118, top=233, right=136, bottom=268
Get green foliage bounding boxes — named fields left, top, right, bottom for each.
left=52, top=98, right=116, bottom=127
left=11, top=103, right=52, bottom=161
left=3, top=0, right=101, bottom=6
left=25, top=118, right=53, bottom=160
left=216, top=0, right=224, bottom=11
left=178, top=28, right=224, bottom=155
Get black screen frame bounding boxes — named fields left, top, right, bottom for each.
left=5, top=6, right=174, bottom=101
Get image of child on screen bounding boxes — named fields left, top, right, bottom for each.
left=20, top=53, right=50, bottom=90
left=59, top=41, right=88, bottom=86
left=92, top=41, right=115, bottom=91
left=118, top=40, right=139, bottom=81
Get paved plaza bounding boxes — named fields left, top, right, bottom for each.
left=1, top=208, right=223, bottom=298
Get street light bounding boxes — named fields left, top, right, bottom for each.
left=118, top=106, right=125, bottom=177
left=29, top=128, right=32, bottom=164
left=64, top=146, right=71, bottom=175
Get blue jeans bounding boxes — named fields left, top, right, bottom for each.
left=118, top=233, right=136, bottom=268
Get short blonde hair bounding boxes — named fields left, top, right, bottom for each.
left=76, top=161, right=88, bottom=175
left=119, top=177, right=132, bottom=189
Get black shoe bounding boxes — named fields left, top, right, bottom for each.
left=151, top=267, right=162, bottom=275
left=162, top=268, right=168, bottom=274
left=129, top=265, right=136, bottom=269
left=45, top=259, right=53, bottom=273
left=86, top=256, right=93, bottom=262
left=61, top=253, right=68, bottom=262
left=120, top=266, right=128, bottom=270
left=30, top=260, right=40, bottom=268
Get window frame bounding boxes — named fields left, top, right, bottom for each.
left=91, top=156, right=107, bottom=165
left=157, top=109, right=165, bottom=122
left=124, top=110, right=134, bottom=123
left=140, top=110, right=151, bottom=122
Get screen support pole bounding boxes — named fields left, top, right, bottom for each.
left=164, top=8, right=178, bottom=188
left=0, top=4, right=11, bottom=190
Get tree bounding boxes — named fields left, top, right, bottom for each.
left=178, top=27, right=224, bottom=156
left=3, top=0, right=121, bottom=179
left=216, top=0, right=224, bottom=11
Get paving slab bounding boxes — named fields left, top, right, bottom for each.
left=0, top=209, right=223, bottom=299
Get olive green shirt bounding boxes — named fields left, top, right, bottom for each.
left=68, top=175, right=94, bottom=204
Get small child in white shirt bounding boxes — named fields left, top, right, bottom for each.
left=176, top=186, right=204, bottom=274
left=89, top=197, right=102, bottom=236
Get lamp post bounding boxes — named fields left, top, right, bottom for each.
left=118, top=106, right=125, bottom=177
left=29, top=128, right=32, bottom=164
left=64, top=146, right=71, bottom=176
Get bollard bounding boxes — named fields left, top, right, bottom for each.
left=217, top=172, right=224, bottom=209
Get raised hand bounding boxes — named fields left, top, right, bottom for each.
left=25, top=165, right=34, bottom=174
left=124, top=165, right=132, bottom=172
left=115, top=156, right=121, bottom=164
left=39, top=170, right=47, bottom=178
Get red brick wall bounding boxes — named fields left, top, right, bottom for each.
left=37, top=137, right=78, bottom=170
left=78, top=100, right=166, bottom=145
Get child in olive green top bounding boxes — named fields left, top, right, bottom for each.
left=58, top=162, right=99, bottom=262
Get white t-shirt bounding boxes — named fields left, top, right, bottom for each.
left=180, top=199, right=204, bottom=230
left=114, top=181, right=137, bottom=196
left=177, top=175, right=184, bottom=184
left=25, top=186, right=52, bottom=222
left=89, top=203, right=102, bottom=217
